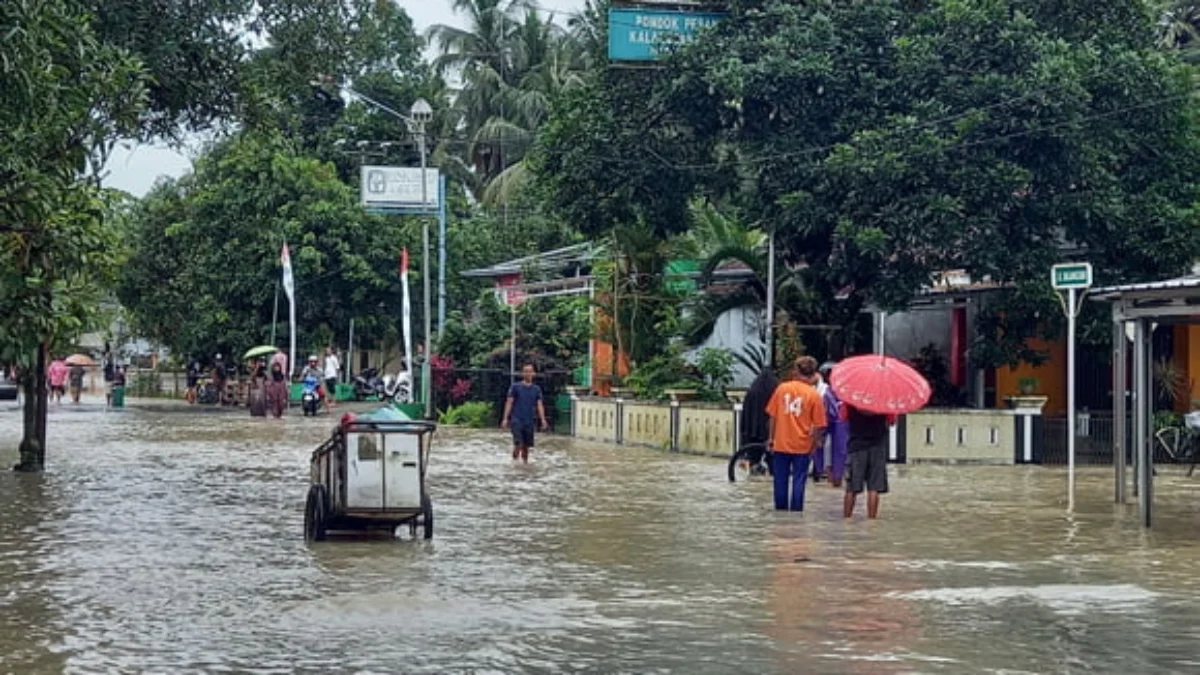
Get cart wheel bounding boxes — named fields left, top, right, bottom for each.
left=421, top=494, right=433, bottom=540
left=304, top=485, right=328, bottom=542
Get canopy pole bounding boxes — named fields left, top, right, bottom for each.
left=765, top=228, right=775, bottom=368
left=510, top=306, right=517, bottom=383
left=1133, top=318, right=1149, bottom=525
left=1112, top=313, right=1127, bottom=504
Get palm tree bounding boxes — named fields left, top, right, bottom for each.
left=429, top=1, right=587, bottom=203
left=1158, top=0, right=1200, bottom=62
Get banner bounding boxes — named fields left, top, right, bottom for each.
left=361, top=166, right=440, bottom=209
left=281, top=243, right=296, bottom=377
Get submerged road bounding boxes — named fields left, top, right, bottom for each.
left=2, top=402, right=1199, bottom=673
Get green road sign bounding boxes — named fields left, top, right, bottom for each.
left=1051, top=262, right=1093, bottom=290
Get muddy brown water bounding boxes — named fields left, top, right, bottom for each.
left=2, top=401, right=1200, bottom=673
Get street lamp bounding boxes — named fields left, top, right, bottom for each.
left=409, top=98, right=435, bottom=421
left=312, top=79, right=438, bottom=419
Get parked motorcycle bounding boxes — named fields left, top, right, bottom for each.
left=381, top=370, right=412, bottom=404
left=352, top=367, right=381, bottom=400
left=354, top=367, right=411, bottom=404
left=301, top=375, right=322, bottom=417
left=195, top=377, right=220, bottom=405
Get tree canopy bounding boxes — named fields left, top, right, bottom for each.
left=533, top=0, right=1200, bottom=365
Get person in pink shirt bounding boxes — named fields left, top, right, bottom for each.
left=48, top=358, right=69, bottom=404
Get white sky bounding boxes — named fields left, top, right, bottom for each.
left=103, top=0, right=587, bottom=197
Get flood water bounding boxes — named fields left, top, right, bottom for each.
left=2, top=401, right=1200, bottom=673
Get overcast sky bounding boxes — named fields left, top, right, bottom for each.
left=103, top=0, right=587, bottom=197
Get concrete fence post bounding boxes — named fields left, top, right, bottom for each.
left=615, top=397, right=625, bottom=445
left=669, top=400, right=681, bottom=452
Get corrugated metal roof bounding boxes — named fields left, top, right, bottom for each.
left=1091, top=275, right=1200, bottom=298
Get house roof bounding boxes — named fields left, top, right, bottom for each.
left=1091, top=274, right=1200, bottom=299
left=461, top=243, right=598, bottom=278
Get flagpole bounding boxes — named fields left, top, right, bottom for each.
left=270, top=279, right=279, bottom=347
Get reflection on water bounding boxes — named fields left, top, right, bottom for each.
left=1, top=403, right=1199, bottom=673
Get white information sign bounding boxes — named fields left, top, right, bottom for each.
left=360, top=166, right=439, bottom=208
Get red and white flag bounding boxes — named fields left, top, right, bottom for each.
left=400, top=248, right=413, bottom=379
left=282, top=243, right=296, bottom=377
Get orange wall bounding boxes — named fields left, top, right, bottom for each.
left=994, top=337, right=1068, bottom=413
left=590, top=340, right=629, bottom=397
left=1186, top=325, right=1200, bottom=410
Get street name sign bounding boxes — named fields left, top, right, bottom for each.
left=360, top=166, right=439, bottom=209
left=608, top=7, right=726, bottom=61
left=1051, top=262, right=1093, bottom=290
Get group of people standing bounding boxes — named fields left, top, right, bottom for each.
left=246, top=351, right=293, bottom=418
left=40, top=345, right=123, bottom=407
left=748, top=356, right=891, bottom=519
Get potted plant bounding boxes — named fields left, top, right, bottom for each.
left=1007, top=376, right=1048, bottom=412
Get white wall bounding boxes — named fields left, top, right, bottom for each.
left=882, top=309, right=952, bottom=361
left=686, top=306, right=765, bottom=388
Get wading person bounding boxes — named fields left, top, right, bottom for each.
left=323, top=346, right=340, bottom=411
left=249, top=358, right=268, bottom=417
left=766, top=357, right=827, bottom=512
left=501, top=363, right=548, bottom=463
left=843, top=405, right=891, bottom=519
left=819, top=362, right=849, bottom=487
left=267, top=361, right=288, bottom=418
left=68, top=363, right=85, bottom=403
left=47, top=357, right=68, bottom=404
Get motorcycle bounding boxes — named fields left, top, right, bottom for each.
left=727, top=442, right=773, bottom=483
left=301, top=375, right=322, bottom=417
left=381, top=370, right=412, bottom=404
left=354, top=367, right=411, bottom=404
left=195, top=376, right=220, bottom=405
left=352, top=367, right=381, bottom=400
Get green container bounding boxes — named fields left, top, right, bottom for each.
left=394, top=402, right=425, bottom=420
left=555, top=393, right=572, bottom=412
left=111, top=385, right=125, bottom=408
left=289, top=382, right=303, bottom=402
left=335, top=383, right=355, bottom=401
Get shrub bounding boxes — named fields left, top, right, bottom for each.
left=439, top=401, right=493, bottom=428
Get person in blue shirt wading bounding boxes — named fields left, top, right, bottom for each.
left=501, top=363, right=548, bottom=463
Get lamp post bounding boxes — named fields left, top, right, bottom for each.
left=316, top=80, right=437, bottom=418
left=409, top=98, right=434, bottom=419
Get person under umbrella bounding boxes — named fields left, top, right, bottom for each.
left=843, top=406, right=893, bottom=519
left=829, top=353, right=931, bottom=519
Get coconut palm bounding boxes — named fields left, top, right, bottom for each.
left=430, top=1, right=587, bottom=203
left=1159, top=0, right=1200, bottom=62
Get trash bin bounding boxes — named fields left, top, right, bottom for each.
left=112, top=385, right=125, bottom=408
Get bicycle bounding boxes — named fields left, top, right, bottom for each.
left=728, top=442, right=773, bottom=483
left=1154, top=415, right=1200, bottom=477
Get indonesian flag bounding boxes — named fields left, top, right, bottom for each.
left=281, top=243, right=295, bottom=303
left=400, top=248, right=413, bottom=374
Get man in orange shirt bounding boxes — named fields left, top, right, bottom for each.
left=766, top=356, right=828, bottom=511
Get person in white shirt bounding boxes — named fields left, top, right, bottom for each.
left=323, top=346, right=340, bottom=410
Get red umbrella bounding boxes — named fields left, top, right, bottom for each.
left=829, top=354, right=931, bottom=415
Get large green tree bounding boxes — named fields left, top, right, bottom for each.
left=117, top=132, right=416, bottom=363
left=537, top=0, right=1200, bottom=367
left=1, top=0, right=147, bottom=470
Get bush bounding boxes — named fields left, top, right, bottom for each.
left=439, top=401, right=493, bottom=428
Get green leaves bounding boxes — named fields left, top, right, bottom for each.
left=117, top=131, right=413, bottom=359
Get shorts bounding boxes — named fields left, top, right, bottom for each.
left=847, top=443, right=889, bottom=494
left=51, top=385, right=65, bottom=395
left=325, top=378, right=337, bottom=397
left=104, top=381, right=114, bottom=394
left=510, top=422, right=535, bottom=448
